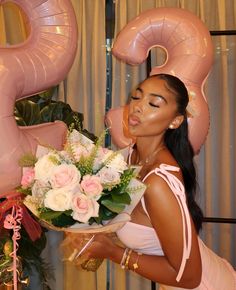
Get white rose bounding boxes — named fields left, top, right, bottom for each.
left=34, top=153, right=60, bottom=182
left=44, top=188, right=73, bottom=211
left=49, top=164, right=81, bottom=189
left=104, top=152, right=128, bottom=173
left=97, top=167, right=121, bottom=186
left=71, top=193, right=99, bottom=223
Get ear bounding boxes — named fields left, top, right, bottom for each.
left=169, top=115, right=184, bottom=129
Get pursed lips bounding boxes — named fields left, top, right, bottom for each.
left=128, top=114, right=141, bottom=126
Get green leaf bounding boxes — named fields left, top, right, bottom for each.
left=99, top=205, right=117, bottom=221
left=51, top=213, right=76, bottom=227
left=13, top=89, right=97, bottom=143
left=39, top=210, right=65, bottom=221
left=39, top=209, right=75, bottom=227
left=111, top=192, right=131, bottom=204
left=38, top=87, right=57, bottom=100
left=101, top=199, right=125, bottom=213
left=40, top=102, right=67, bottom=123
left=15, top=100, right=41, bottom=125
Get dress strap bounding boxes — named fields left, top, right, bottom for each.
left=128, top=146, right=134, bottom=165
left=142, top=164, right=192, bottom=282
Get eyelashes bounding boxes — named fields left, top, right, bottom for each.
left=130, top=96, right=140, bottom=100
left=149, top=103, right=159, bottom=108
left=130, top=96, right=159, bottom=108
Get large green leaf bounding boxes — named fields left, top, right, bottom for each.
left=51, top=213, right=76, bottom=227
left=39, top=211, right=62, bottom=220
left=14, top=89, right=84, bottom=129
left=101, top=199, right=126, bottom=213
left=111, top=192, right=131, bottom=204
left=14, top=88, right=98, bottom=143
left=15, top=100, right=41, bottom=125
left=99, top=205, right=117, bottom=221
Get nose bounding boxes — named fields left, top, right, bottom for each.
left=132, top=99, right=143, bottom=113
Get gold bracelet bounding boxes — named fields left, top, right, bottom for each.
left=120, top=248, right=129, bottom=269
left=124, top=249, right=132, bottom=270
left=133, top=252, right=142, bottom=272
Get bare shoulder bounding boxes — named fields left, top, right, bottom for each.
left=141, top=151, right=185, bottom=216
left=142, top=148, right=184, bottom=186
left=143, top=169, right=178, bottom=206
left=142, top=161, right=188, bottom=240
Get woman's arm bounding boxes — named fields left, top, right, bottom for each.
left=82, top=173, right=202, bottom=288
left=140, top=173, right=202, bottom=287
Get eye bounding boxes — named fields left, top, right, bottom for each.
left=130, top=95, right=140, bottom=100
left=149, top=102, right=159, bottom=108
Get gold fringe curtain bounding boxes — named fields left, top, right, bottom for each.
left=0, top=3, right=28, bottom=45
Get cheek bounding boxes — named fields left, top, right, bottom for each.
left=143, top=110, right=170, bottom=128
left=132, top=112, right=171, bottom=136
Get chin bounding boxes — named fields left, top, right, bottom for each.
left=128, top=128, right=139, bottom=137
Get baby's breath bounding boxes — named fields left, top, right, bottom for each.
left=18, top=153, right=38, bottom=167
left=64, top=141, right=77, bottom=162
left=76, top=155, right=92, bottom=176
left=48, top=154, right=60, bottom=165
left=118, top=168, right=135, bottom=187
left=102, top=181, right=120, bottom=191
left=103, top=151, right=118, bottom=167
left=76, top=129, right=108, bottom=175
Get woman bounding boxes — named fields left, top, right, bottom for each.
left=77, top=74, right=236, bottom=289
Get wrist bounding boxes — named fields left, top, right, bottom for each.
left=107, top=244, right=126, bottom=264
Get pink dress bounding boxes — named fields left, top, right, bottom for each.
left=116, top=164, right=236, bottom=290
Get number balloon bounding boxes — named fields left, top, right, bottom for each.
left=107, top=7, right=213, bottom=154
left=0, top=0, right=78, bottom=193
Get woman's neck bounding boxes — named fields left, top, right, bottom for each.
left=135, top=137, right=165, bottom=166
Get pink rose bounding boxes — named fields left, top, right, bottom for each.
left=21, top=167, right=35, bottom=188
left=97, top=167, right=120, bottom=186
left=80, top=175, right=103, bottom=199
left=71, top=193, right=99, bottom=223
left=50, top=164, right=81, bottom=189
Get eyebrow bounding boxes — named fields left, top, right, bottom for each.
left=136, top=87, right=168, bottom=104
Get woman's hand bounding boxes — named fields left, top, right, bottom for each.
left=68, top=233, right=121, bottom=261
left=82, top=234, right=119, bottom=260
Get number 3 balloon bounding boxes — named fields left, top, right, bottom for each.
left=0, top=0, right=77, bottom=193
left=107, top=7, right=213, bottom=154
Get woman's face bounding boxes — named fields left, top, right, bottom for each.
left=128, top=77, right=181, bottom=137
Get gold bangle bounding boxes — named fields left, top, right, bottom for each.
left=124, top=249, right=132, bottom=270
left=133, top=252, right=142, bottom=272
left=120, top=248, right=129, bottom=269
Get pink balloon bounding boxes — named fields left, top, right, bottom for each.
left=0, top=0, right=78, bottom=193
left=110, top=7, right=213, bottom=153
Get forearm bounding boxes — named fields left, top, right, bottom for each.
left=108, top=245, right=201, bottom=289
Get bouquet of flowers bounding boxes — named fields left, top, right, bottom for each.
left=19, top=128, right=145, bottom=270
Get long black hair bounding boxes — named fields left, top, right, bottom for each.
left=150, top=74, right=203, bottom=233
